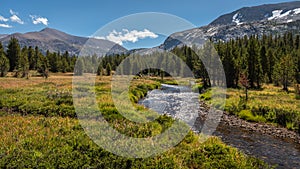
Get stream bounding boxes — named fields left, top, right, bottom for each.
left=138, top=84, right=300, bottom=169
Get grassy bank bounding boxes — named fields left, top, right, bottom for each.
left=0, top=75, right=270, bottom=168
left=201, top=84, right=300, bottom=132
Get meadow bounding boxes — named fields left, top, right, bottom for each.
left=0, top=74, right=270, bottom=168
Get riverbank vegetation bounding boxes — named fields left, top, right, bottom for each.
left=0, top=75, right=270, bottom=168
left=200, top=84, right=300, bottom=133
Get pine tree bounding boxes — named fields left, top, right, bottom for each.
left=106, top=63, right=112, bottom=76
left=38, top=56, right=49, bottom=78
left=266, top=49, right=275, bottom=83
left=47, top=52, right=59, bottom=72
left=74, top=58, right=84, bottom=76
left=7, top=37, right=21, bottom=72
left=34, top=46, right=42, bottom=70
left=273, top=54, right=295, bottom=92
left=0, top=43, right=9, bottom=77
left=63, top=51, right=71, bottom=72
left=61, top=58, right=69, bottom=73
left=222, top=42, right=236, bottom=87
left=17, top=47, right=30, bottom=78
left=246, top=36, right=262, bottom=88
left=295, top=35, right=300, bottom=50
left=260, top=46, right=268, bottom=80
left=97, top=64, right=103, bottom=76
left=28, top=46, right=35, bottom=70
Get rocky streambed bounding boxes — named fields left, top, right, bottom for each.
left=139, top=84, right=300, bottom=169
left=219, top=110, right=300, bottom=144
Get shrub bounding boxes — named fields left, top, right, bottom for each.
left=238, top=110, right=266, bottom=123
left=200, top=89, right=212, bottom=101
left=239, top=110, right=253, bottom=120
left=286, top=122, right=297, bottom=130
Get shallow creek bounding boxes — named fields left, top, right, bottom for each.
left=138, top=84, right=300, bottom=169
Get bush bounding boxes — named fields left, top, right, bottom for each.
left=238, top=110, right=266, bottom=123
left=200, top=89, right=212, bottom=101
left=239, top=110, right=253, bottom=120
left=249, top=106, right=300, bottom=130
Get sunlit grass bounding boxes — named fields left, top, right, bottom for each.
left=226, top=84, right=300, bottom=112
left=201, top=84, right=300, bottom=130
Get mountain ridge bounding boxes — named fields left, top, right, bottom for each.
left=210, top=1, right=300, bottom=25
left=0, top=28, right=127, bottom=56
left=160, top=1, right=300, bottom=50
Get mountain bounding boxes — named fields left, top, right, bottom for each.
left=211, top=1, right=300, bottom=25
left=0, top=34, right=8, bottom=39
left=0, top=28, right=127, bottom=56
left=161, top=1, right=300, bottom=50
left=2, top=1, right=300, bottom=54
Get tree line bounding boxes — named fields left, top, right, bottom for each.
left=0, top=37, right=78, bottom=78
left=1, top=32, right=299, bottom=92
left=0, top=37, right=127, bottom=78
left=216, top=32, right=300, bottom=91
left=170, top=32, right=300, bottom=91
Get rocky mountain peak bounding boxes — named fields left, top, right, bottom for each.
left=210, top=1, right=300, bottom=26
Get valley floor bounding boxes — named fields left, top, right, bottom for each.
left=0, top=74, right=283, bottom=168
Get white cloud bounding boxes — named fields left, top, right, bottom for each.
left=10, top=15, right=24, bottom=24
left=30, top=15, right=48, bottom=26
left=0, top=23, right=12, bottom=28
left=9, top=9, right=24, bottom=24
left=9, top=9, right=17, bottom=15
left=0, top=15, right=9, bottom=22
left=96, top=29, right=159, bottom=45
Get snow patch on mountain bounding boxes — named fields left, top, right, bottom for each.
left=266, top=8, right=300, bottom=22
left=268, top=10, right=283, bottom=20
left=267, top=10, right=293, bottom=20
left=232, top=13, right=243, bottom=25
left=293, top=8, right=300, bottom=14
left=206, top=27, right=218, bottom=36
left=280, top=10, right=292, bottom=18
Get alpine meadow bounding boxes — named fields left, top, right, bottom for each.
left=1, top=1, right=300, bottom=168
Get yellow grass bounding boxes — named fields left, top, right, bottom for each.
left=226, top=84, right=300, bottom=112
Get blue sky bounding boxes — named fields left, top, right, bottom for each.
left=0, top=0, right=294, bottom=49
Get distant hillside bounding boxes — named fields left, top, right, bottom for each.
left=0, top=28, right=127, bottom=56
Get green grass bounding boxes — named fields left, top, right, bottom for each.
left=201, top=84, right=300, bottom=132
left=0, top=115, right=270, bottom=169
left=0, top=85, right=75, bottom=117
left=0, top=75, right=270, bottom=168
